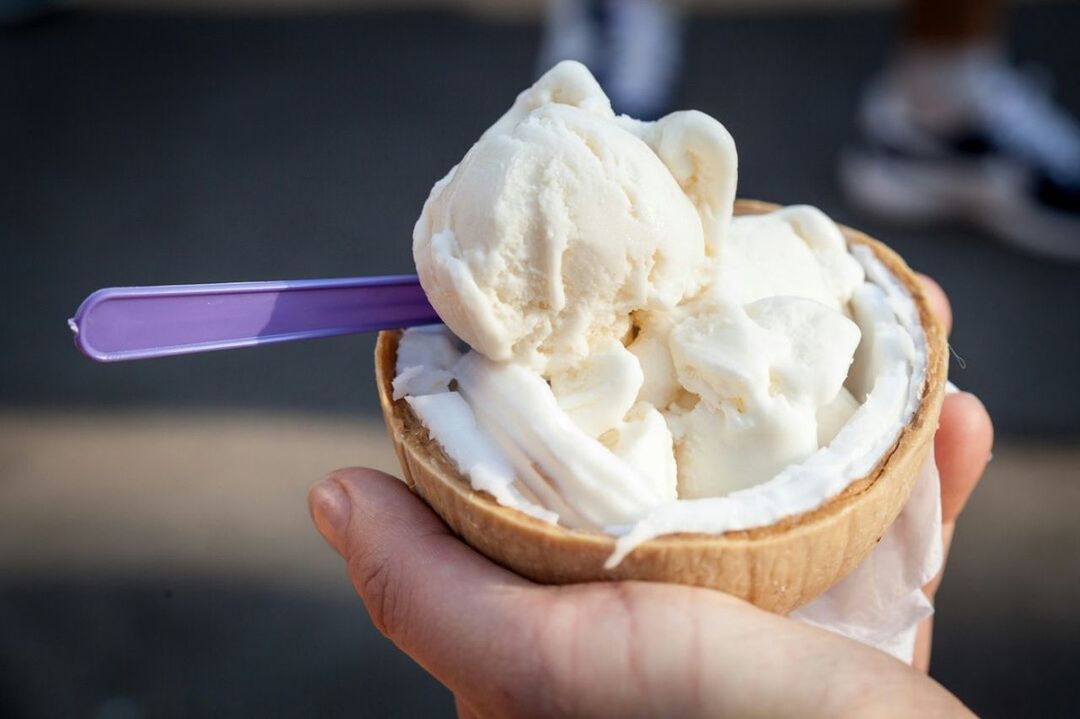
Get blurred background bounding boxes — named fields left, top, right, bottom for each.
left=2, top=0, right=1079, bottom=716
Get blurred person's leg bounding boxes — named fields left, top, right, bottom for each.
left=841, top=0, right=1080, bottom=262
left=905, top=0, right=1001, bottom=43
left=538, top=0, right=682, bottom=119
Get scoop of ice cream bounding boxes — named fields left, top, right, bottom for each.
left=668, top=399, right=819, bottom=499
left=602, top=401, right=679, bottom=501
left=710, top=206, right=864, bottom=310
left=413, top=61, right=736, bottom=375
left=603, top=207, right=866, bottom=498
left=550, top=339, right=643, bottom=437
left=665, top=296, right=862, bottom=497
left=627, top=308, right=683, bottom=409
left=617, top=110, right=739, bottom=251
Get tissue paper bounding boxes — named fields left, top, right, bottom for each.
left=792, top=448, right=944, bottom=663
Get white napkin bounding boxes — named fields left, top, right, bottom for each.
left=790, top=448, right=944, bottom=663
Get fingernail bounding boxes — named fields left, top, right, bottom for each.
left=310, top=478, right=351, bottom=549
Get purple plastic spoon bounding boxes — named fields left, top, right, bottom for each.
left=69, top=275, right=440, bottom=362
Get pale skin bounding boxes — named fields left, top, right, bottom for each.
left=309, top=276, right=993, bottom=718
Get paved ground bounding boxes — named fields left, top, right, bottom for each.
left=0, top=412, right=454, bottom=718
left=2, top=4, right=1080, bottom=718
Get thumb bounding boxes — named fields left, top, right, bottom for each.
left=308, top=469, right=538, bottom=713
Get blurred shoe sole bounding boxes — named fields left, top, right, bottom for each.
left=840, top=148, right=1080, bottom=263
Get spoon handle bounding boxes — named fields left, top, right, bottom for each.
left=69, top=275, right=438, bottom=362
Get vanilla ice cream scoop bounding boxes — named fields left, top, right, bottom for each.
left=413, top=61, right=736, bottom=374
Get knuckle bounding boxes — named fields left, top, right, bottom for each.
left=348, top=548, right=409, bottom=640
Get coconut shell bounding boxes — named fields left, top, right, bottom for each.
left=375, top=199, right=948, bottom=613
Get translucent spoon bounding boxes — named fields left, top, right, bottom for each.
left=69, top=275, right=439, bottom=362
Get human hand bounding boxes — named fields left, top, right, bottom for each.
left=309, top=275, right=990, bottom=719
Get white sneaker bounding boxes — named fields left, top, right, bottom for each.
left=840, top=54, right=1080, bottom=263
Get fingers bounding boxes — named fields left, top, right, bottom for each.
left=934, top=392, right=994, bottom=525
left=307, top=471, right=974, bottom=717
left=912, top=617, right=934, bottom=673
left=917, top=273, right=952, bottom=335
left=454, top=696, right=482, bottom=719
left=920, top=392, right=994, bottom=610
left=308, top=469, right=537, bottom=714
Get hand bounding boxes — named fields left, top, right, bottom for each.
left=309, top=275, right=991, bottom=719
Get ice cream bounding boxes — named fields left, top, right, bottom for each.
left=396, top=61, right=928, bottom=567
left=413, top=61, right=735, bottom=376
